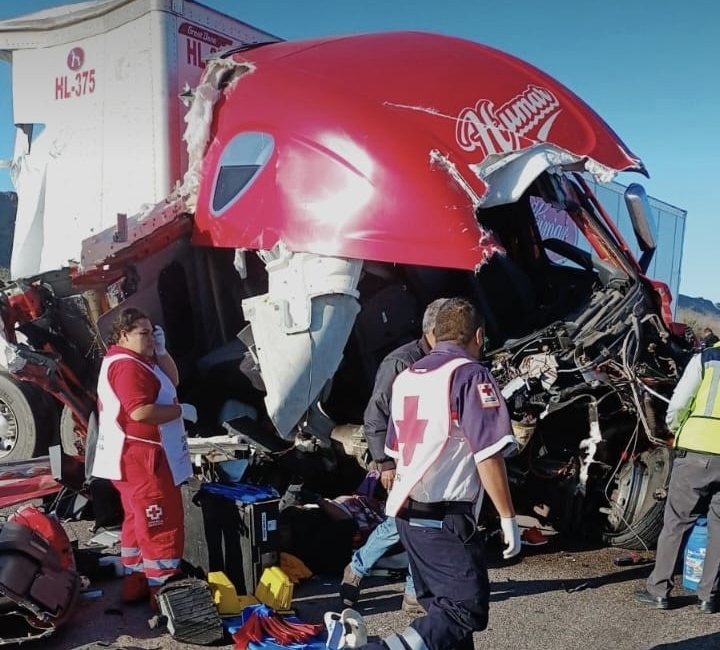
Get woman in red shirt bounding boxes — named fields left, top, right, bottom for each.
left=91, top=307, right=196, bottom=608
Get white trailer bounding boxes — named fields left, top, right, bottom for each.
left=0, top=0, right=278, bottom=279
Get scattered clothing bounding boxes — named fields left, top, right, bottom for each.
left=279, top=552, right=313, bottom=584
left=521, top=527, right=549, bottom=546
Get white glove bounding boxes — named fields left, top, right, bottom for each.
left=179, top=403, right=198, bottom=423
left=500, top=516, right=521, bottom=559
left=153, top=325, right=167, bottom=356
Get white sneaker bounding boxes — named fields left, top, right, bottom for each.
left=324, top=608, right=368, bottom=649
left=341, top=608, right=367, bottom=648
left=325, top=611, right=345, bottom=650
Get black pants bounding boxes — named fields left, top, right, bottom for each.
left=385, top=514, right=490, bottom=650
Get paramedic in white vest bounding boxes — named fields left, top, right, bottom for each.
left=364, top=297, right=521, bottom=650
left=92, top=307, right=197, bottom=609
left=635, top=340, right=720, bottom=614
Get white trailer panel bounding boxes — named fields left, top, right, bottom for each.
left=0, top=0, right=278, bottom=278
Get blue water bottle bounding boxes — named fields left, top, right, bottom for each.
left=682, top=517, right=708, bottom=591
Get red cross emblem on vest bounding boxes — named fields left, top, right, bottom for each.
left=395, top=395, right=428, bottom=464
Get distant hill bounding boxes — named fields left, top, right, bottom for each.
left=677, top=294, right=720, bottom=335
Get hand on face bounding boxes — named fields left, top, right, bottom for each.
left=152, top=325, right=167, bottom=356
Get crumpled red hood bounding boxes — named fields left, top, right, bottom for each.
left=193, top=31, right=644, bottom=270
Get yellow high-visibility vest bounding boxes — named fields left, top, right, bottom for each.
left=675, top=342, right=720, bottom=454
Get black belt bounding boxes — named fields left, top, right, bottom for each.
left=397, top=498, right=473, bottom=520
left=674, top=448, right=720, bottom=458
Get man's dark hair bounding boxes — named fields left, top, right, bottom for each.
left=433, top=297, right=484, bottom=345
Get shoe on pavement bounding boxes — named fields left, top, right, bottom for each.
left=324, top=608, right=368, bottom=649
left=521, top=526, right=549, bottom=546
left=401, top=593, right=424, bottom=615
left=341, top=608, right=368, bottom=647
left=634, top=589, right=669, bottom=610
left=122, top=572, right=150, bottom=604
left=340, top=564, right=363, bottom=607
left=698, top=598, right=717, bottom=614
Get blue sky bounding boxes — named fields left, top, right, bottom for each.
left=1, top=0, right=718, bottom=301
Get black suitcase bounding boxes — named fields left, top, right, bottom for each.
left=182, top=481, right=279, bottom=596
left=238, top=498, right=280, bottom=596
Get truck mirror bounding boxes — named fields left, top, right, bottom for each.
left=624, top=183, right=657, bottom=273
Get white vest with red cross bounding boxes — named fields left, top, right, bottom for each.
left=385, top=357, right=483, bottom=517
left=92, top=353, right=192, bottom=485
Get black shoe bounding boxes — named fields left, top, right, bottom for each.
left=634, top=590, right=669, bottom=609
left=340, top=564, right=362, bottom=608
left=698, top=598, right=717, bottom=614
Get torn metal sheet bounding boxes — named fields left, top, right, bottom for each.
left=241, top=246, right=362, bottom=438
left=0, top=457, right=61, bottom=509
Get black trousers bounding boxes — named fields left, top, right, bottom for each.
left=391, top=513, right=490, bottom=650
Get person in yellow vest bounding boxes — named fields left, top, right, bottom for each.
left=635, top=341, right=720, bottom=613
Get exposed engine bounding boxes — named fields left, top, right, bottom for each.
left=487, top=279, right=685, bottom=544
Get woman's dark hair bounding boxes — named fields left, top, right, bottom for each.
left=107, top=307, right=149, bottom=345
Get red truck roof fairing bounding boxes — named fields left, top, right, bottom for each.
left=192, top=32, right=644, bottom=270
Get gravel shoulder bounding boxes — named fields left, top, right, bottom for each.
left=4, top=515, right=718, bottom=650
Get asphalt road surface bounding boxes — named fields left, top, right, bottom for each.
left=5, top=515, right=719, bottom=650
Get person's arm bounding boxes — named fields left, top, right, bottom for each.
left=666, top=353, right=702, bottom=433
left=155, top=352, right=179, bottom=387
left=363, top=356, right=406, bottom=467
left=457, top=364, right=520, bottom=558
left=476, top=453, right=515, bottom=518
left=129, top=402, right=183, bottom=425
left=477, top=452, right=520, bottom=559
left=109, top=356, right=188, bottom=425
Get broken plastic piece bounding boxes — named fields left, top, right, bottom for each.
left=88, top=528, right=121, bottom=548
left=254, top=566, right=294, bottom=611
left=155, top=578, right=224, bottom=645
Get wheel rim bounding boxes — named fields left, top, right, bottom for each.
left=606, top=447, right=670, bottom=533
left=60, top=405, right=87, bottom=458
left=0, top=399, right=19, bottom=458
left=607, top=459, right=644, bottom=532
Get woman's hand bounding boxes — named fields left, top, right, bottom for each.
left=179, top=403, right=198, bottom=423
left=153, top=325, right=167, bottom=356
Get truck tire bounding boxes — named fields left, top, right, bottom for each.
left=602, top=446, right=671, bottom=550
left=60, top=404, right=86, bottom=458
left=0, top=372, right=51, bottom=461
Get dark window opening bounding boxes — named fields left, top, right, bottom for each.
left=212, top=164, right=261, bottom=212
